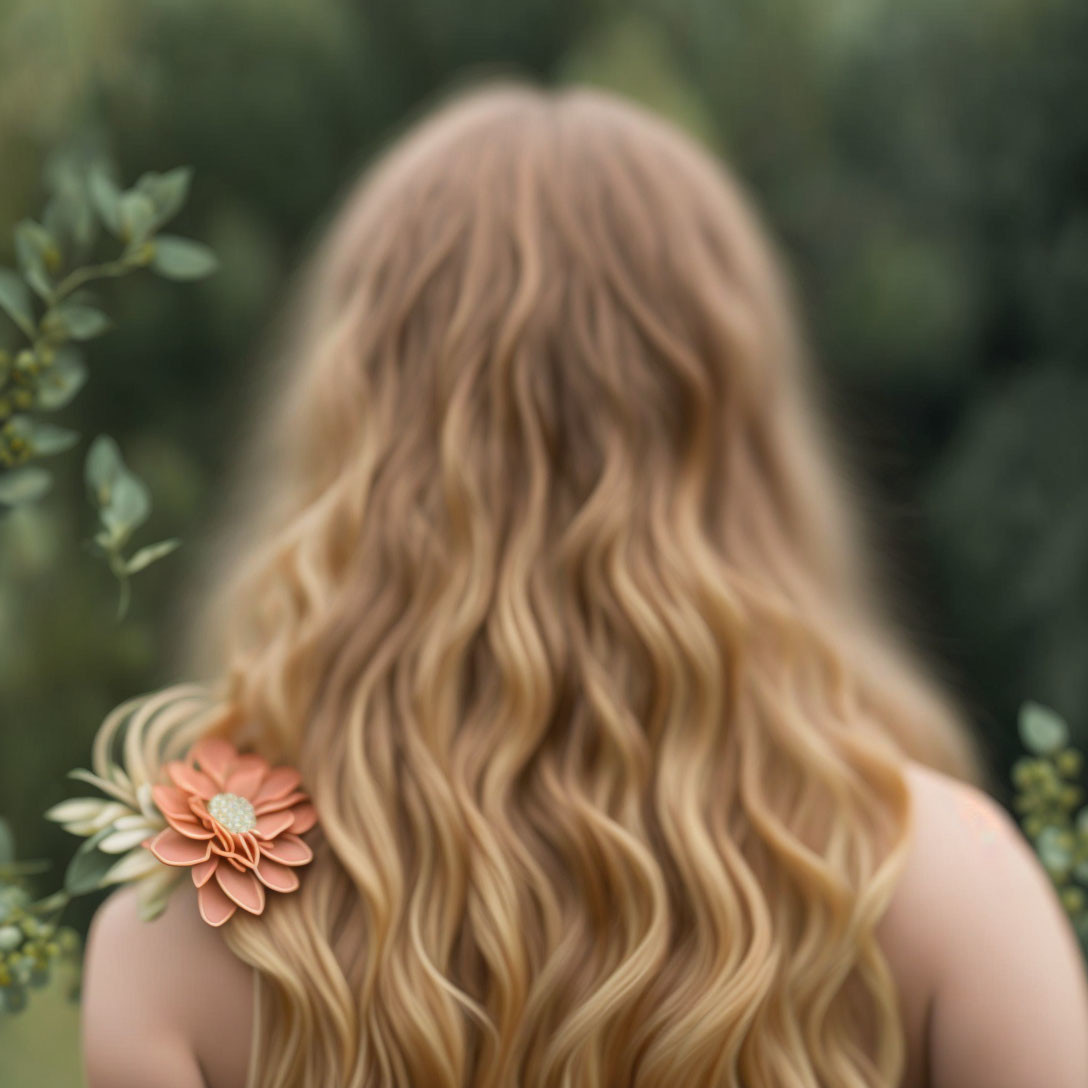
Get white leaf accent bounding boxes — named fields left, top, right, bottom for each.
left=44, top=798, right=111, bottom=825
left=98, top=827, right=156, bottom=854
left=101, top=848, right=161, bottom=885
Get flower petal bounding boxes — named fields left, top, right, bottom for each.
left=253, top=790, right=307, bottom=816
left=233, top=832, right=260, bottom=866
left=191, top=857, right=218, bottom=888
left=253, top=767, right=302, bottom=805
left=254, top=858, right=300, bottom=893
left=258, top=833, right=313, bottom=866
left=167, top=762, right=218, bottom=800
left=149, top=828, right=212, bottom=867
left=215, top=864, right=266, bottom=915
left=289, top=804, right=318, bottom=835
left=225, top=760, right=266, bottom=800
left=151, top=785, right=190, bottom=821
left=167, top=815, right=215, bottom=841
left=254, top=810, right=294, bottom=841
left=189, top=737, right=237, bottom=788
left=198, top=879, right=238, bottom=927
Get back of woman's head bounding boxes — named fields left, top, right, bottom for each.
left=138, top=79, right=988, bottom=1086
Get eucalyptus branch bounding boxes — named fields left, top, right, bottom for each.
left=0, top=156, right=215, bottom=614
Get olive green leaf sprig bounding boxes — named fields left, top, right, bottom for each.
left=1012, top=701, right=1088, bottom=947
left=82, top=435, right=180, bottom=620
left=0, top=155, right=215, bottom=611
left=0, top=818, right=82, bottom=1014
left=0, top=158, right=217, bottom=505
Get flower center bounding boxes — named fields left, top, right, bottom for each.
left=207, top=792, right=256, bottom=834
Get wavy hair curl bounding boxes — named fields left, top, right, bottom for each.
left=128, top=80, right=988, bottom=1087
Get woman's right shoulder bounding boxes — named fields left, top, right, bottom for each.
left=883, top=759, right=1088, bottom=1088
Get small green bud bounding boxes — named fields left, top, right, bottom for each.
left=0, top=925, right=22, bottom=952
left=1060, top=785, right=1084, bottom=811
left=1056, top=748, right=1084, bottom=779
left=1012, top=760, right=1035, bottom=789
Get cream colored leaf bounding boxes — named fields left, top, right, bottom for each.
left=68, top=768, right=135, bottom=806
left=98, top=827, right=155, bottom=854
left=111, top=813, right=160, bottom=833
left=101, top=848, right=160, bottom=885
left=44, top=798, right=112, bottom=825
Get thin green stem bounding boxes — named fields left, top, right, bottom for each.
left=51, top=256, right=135, bottom=305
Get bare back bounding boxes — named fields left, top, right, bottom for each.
left=82, top=759, right=1088, bottom=1087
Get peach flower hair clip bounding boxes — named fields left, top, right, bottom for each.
left=147, top=737, right=318, bottom=927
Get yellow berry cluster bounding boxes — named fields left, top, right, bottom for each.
left=1012, top=702, right=1088, bottom=943
left=0, top=884, right=80, bottom=1013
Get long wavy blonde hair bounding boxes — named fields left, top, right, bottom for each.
left=125, top=79, right=990, bottom=1086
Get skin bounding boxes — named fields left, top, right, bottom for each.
left=83, top=760, right=1088, bottom=1088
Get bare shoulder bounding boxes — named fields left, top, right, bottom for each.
left=83, top=880, right=254, bottom=1088
left=882, top=759, right=1088, bottom=1088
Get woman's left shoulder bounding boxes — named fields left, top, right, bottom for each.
left=83, top=880, right=254, bottom=1088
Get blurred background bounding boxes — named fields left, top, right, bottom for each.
left=1, top=0, right=1087, bottom=1082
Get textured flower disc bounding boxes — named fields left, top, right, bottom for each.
left=207, top=792, right=257, bottom=833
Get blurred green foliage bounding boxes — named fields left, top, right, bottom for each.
left=1, top=0, right=1087, bottom=1079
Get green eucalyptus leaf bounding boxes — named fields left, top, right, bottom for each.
left=30, top=422, right=80, bottom=456
left=134, top=166, right=193, bottom=230
left=149, top=235, right=218, bottom=280
left=0, top=818, right=14, bottom=866
left=14, top=220, right=58, bottom=300
left=44, top=156, right=98, bottom=254
left=33, top=890, right=68, bottom=915
left=0, top=268, right=34, bottom=331
left=125, top=537, right=181, bottom=574
left=14, top=219, right=58, bottom=272
left=1019, top=701, right=1070, bottom=756
left=63, top=827, right=117, bottom=895
left=6, top=416, right=79, bottom=456
left=118, top=191, right=156, bottom=246
left=85, top=435, right=125, bottom=507
left=88, top=163, right=123, bottom=235
left=101, top=471, right=151, bottom=540
left=0, top=466, right=52, bottom=506
left=43, top=181, right=96, bottom=256
left=52, top=301, right=111, bottom=341
left=35, top=346, right=87, bottom=410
